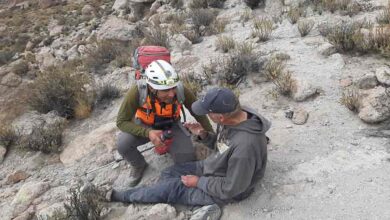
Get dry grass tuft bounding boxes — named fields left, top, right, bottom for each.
left=252, top=17, right=273, bottom=42
left=216, top=36, right=236, bottom=53
left=0, top=124, right=18, bottom=150
left=297, top=19, right=315, bottom=37
left=287, top=7, right=304, bottom=24
left=264, top=57, right=294, bottom=96
left=340, top=87, right=360, bottom=112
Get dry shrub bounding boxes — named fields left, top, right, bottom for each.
left=29, top=63, right=92, bottom=119
left=252, top=17, right=273, bottom=42
left=143, top=25, right=170, bottom=48
left=326, top=21, right=361, bottom=52
left=377, top=3, right=390, bottom=24
left=170, top=0, right=184, bottom=9
left=244, top=0, right=264, bottom=8
left=189, top=0, right=208, bottom=9
left=84, top=40, right=134, bottom=74
left=241, top=8, right=253, bottom=22
left=368, top=25, right=390, bottom=57
left=18, top=123, right=65, bottom=153
left=287, top=7, right=304, bottom=24
left=11, top=60, right=29, bottom=75
left=96, top=84, right=121, bottom=106
left=211, top=18, right=228, bottom=34
left=190, top=8, right=216, bottom=29
left=0, top=124, right=18, bottom=150
left=181, top=72, right=204, bottom=97
left=264, top=57, right=294, bottom=96
left=340, top=87, right=360, bottom=112
left=218, top=43, right=261, bottom=85
left=207, top=0, right=226, bottom=8
left=183, top=29, right=203, bottom=44
left=297, top=19, right=315, bottom=37
left=216, top=36, right=236, bottom=53
left=64, top=183, right=105, bottom=220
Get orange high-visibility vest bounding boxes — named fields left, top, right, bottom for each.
left=135, top=95, right=182, bottom=126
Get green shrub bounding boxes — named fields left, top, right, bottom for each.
left=29, top=63, right=91, bottom=119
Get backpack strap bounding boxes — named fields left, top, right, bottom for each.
left=175, top=82, right=185, bottom=104
left=137, top=79, right=148, bottom=107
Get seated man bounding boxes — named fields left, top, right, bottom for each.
left=108, top=87, right=271, bottom=220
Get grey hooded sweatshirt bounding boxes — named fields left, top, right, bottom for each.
left=196, top=106, right=271, bottom=204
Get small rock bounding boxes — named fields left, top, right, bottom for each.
left=1, top=72, right=22, bottom=87
left=7, top=170, right=30, bottom=184
left=286, top=125, right=293, bottom=128
left=318, top=42, right=337, bottom=56
left=339, top=78, right=353, bottom=88
left=292, top=108, right=309, bottom=125
left=82, top=4, right=95, bottom=16
left=285, top=110, right=294, bottom=119
left=355, top=73, right=378, bottom=89
left=291, top=78, right=319, bottom=102
left=145, top=203, right=177, bottom=220
left=375, top=66, right=390, bottom=86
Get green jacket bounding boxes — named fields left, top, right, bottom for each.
left=117, top=85, right=213, bottom=138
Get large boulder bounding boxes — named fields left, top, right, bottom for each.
left=36, top=203, right=67, bottom=220
left=358, top=86, right=390, bottom=123
left=355, top=73, right=378, bottom=89
left=0, top=72, right=22, bottom=87
left=97, top=16, right=140, bottom=42
left=375, top=66, right=390, bottom=86
left=60, top=122, right=117, bottom=165
left=11, top=181, right=50, bottom=218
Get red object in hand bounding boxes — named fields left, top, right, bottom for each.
left=154, top=130, right=173, bottom=155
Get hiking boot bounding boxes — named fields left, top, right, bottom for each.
left=190, top=204, right=222, bottom=220
left=128, top=162, right=148, bottom=187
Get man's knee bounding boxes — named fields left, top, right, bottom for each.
left=117, top=132, right=137, bottom=155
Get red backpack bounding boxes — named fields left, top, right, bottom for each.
left=133, top=46, right=171, bottom=80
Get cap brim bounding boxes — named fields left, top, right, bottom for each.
left=191, top=100, right=209, bottom=115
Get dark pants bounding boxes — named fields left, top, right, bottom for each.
left=117, top=121, right=196, bottom=166
left=113, top=162, right=216, bottom=206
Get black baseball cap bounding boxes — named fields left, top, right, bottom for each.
left=191, top=87, right=238, bottom=115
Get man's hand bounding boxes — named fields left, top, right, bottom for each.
left=148, top=130, right=164, bottom=147
left=181, top=175, right=199, bottom=188
left=183, top=122, right=207, bottom=139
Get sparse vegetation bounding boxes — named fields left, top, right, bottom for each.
left=241, top=8, right=253, bottom=22
left=96, top=84, right=121, bottom=106
left=264, top=57, right=294, bottom=96
left=244, top=0, right=264, bottom=9
left=325, top=21, right=362, bottom=52
left=11, top=59, right=29, bottom=75
left=0, top=124, right=18, bottom=150
left=18, top=123, right=65, bottom=153
left=143, top=25, right=170, bottom=48
left=297, top=19, right=315, bottom=37
left=252, top=17, right=273, bottom=42
left=29, top=62, right=92, bottom=119
left=216, top=36, right=236, bottom=53
left=377, top=3, right=390, bottom=24
left=189, top=0, right=208, bottom=9
left=211, top=17, right=228, bottom=34
left=84, top=40, right=135, bottom=73
left=190, top=8, right=217, bottom=31
left=64, top=183, right=105, bottom=220
left=287, top=7, right=304, bottom=24
left=340, top=87, right=360, bottom=112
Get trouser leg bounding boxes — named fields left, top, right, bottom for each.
left=117, top=131, right=149, bottom=166
left=159, top=162, right=200, bottom=181
left=114, top=179, right=215, bottom=206
left=169, top=122, right=196, bottom=164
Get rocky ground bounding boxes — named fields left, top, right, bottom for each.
left=1, top=0, right=390, bottom=219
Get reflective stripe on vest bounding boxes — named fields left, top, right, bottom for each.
left=135, top=96, right=182, bottom=125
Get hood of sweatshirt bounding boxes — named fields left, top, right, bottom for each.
left=224, top=106, right=271, bottom=135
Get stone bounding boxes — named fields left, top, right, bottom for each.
left=38, top=0, right=63, bottom=8
left=82, top=4, right=95, bottom=16
left=291, top=78, right=319, bottom=102
left=7, top=170, right=30, bottom=184
left=292, top=108, right=309, bottom=125
left=101, top=67, right=133, bottom=92
left=358, top=87, right=390, bottom=123
left=0, top=66, right=9, bottom=77
left=97, top=16, right=139, bottom=42
left=60, top=122, right=117, bottom=165
left=375, top=66, right=390, bottom=86
left=170, top=34, right=192, bottom=52
left=11, top=181, right=50, bottom=218
left=35, top=203, right=67, bottom=220
left=1, top=72, right=22, bottom=87
left=49, top=25, right=64, bottom=37
left=355, top=73, right=378, bottom=89
left=66, top=45, right=80, bottom=60
left=339, top=78, right=352, bottom=87
left=36, top=47, right=57, bottom=70
left=145, top=203, right=177, bottom=220
left=112, top=0, right=129, bottom=11
left=318, top=42, right=337, bottom=57
left=0, top=145, right=6, bottom=163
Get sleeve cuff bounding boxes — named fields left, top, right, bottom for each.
left=143, top=128, right=152, bottom=138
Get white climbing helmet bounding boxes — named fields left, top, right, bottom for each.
left=145, top=60, right=180, bottom=90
